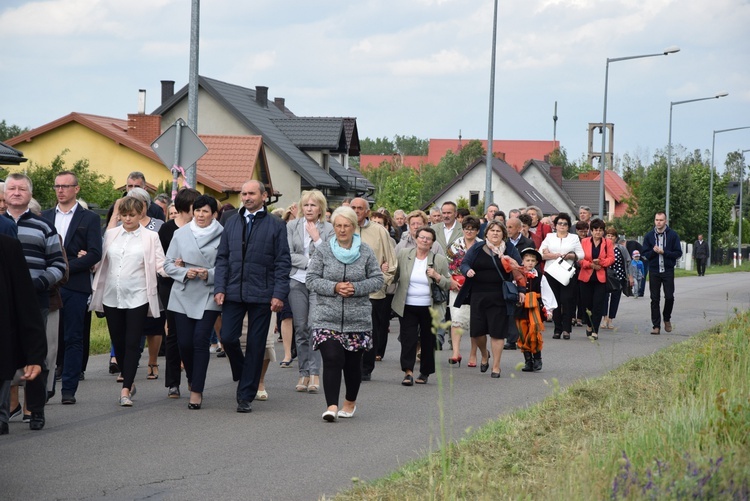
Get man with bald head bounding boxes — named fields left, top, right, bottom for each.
left=214, top=180, right=291, bottom=413
left=506, top=217, right=534, bottom=253
left=349, top=198, right=396, bottom=380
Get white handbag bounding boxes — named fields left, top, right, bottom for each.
left=544, top=257, right=576, bottom=286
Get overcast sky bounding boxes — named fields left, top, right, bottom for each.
left=3, top=0, right=749, bottom=172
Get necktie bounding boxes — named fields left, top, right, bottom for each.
left=246, top=213, right=255, bottom=236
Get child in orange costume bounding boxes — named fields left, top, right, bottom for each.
left=515, top=248, right=556, bottom=372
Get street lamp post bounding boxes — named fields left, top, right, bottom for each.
left=740, top=150, right=750, bottom=264
left=599, top=46, right=680, bottom=219
left=708, top=126, right=750, bottom=266
left=666, top=91, right=729, bottom=221
left=484, top=0, right=499, bottom=213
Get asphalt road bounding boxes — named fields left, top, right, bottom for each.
left=2, top=273, right=749, bottom=500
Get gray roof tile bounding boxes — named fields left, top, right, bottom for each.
left=271, top=117, right=346, bottom=151
left=0, top=141, right=27, bottom=165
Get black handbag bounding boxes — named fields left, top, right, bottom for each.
left=429, top=255, right=448, bottom=305
left=605, top=267, right=622, bottom=293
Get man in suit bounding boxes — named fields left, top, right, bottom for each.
left=693, top=234, right=708, bottom=276
left=0, top=234, right=48, bottom=434
left=214, top=180, right=291, bottom=413
left=432, top=201, right=463, bottom=256
left=42, top=171, right=102, bottom=404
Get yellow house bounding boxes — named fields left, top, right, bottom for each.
left=6, top=112, right=272, bottom=207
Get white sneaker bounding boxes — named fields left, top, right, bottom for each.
left=209, top=344, right=218, bottom=354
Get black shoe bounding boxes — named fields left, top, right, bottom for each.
left=61, top=393, right=76, bottom=405
left=168, top=386, right=181, bottom=398
left=46, top=390, right=55, bottom=403
left=361, top=373, right=371, bottom=382
left=490, top=371, right=501, bottom=378
left=415, top=374, right=429, bottom=384
left=23, top=414, right=31, bottom=423
left=521, top=352, right=534, bottom=372
left=216, top=349, right=227, bottom=358
left=29, top=412, right=45, bottom=431
left=552, top=332, right=561, bottom=339
left=79, top=372, right=85, bottom=381
left=236, top=400, right=252, bottom=413
left=109, top=360, right=120, bottom=374
left=54, top=366, right=62, bottom=381
left=0, top=422, right=8, bottom=435
left=533, top=352, right=543, bottom=372
left=9, top=404, right=22, bottom=420
left=504, top=342, right=517, bottom=350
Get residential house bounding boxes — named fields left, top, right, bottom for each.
left=0, top=141, right=27, bottom=166
left=422, top=157, right=559, bottom=216
left=152, top=77, right=373, bottom=207
left=426, top=139, right=559, bottom=172
left=561, top=170, right=631, bottom=220
left=5, top=112, right=272, bottom=208
left=520, top=159, right=577, bottom=217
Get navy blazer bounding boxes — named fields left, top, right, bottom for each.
left=42, top=203, right=103, bottom=294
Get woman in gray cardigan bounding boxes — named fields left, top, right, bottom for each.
left=287, top=189, right=334, bottom=394
left=306, top=206, right=383, bottom=422
left=164, top=196, right=223, bottom=409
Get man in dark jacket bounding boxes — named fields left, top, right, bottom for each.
left=214, top=181, right=291, bottom=413
left=641, top=212, right=682, bottom=335
left=0, top=235, right=47, bottom=434
left=693, top=234, right=708, bottom=276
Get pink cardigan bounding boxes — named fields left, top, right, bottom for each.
left=89, top=227, right=166, bottom=317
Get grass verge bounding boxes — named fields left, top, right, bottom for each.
left=333, top=312, right=750, bottom=500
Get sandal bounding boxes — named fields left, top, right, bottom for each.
left=147, top=364, right=159, bottom=380
left=415, top=374, right=429, bottom=384
left=279, top=359, right=293, bottom=368
left=307, top=375, right=320, bottom=394
left=296, top=376, right=310, bottom=392
left=401, top=374, right=414, bottom=386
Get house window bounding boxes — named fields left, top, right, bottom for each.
left=470, top=191, right=479, bottom=208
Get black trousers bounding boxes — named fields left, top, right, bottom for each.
left=362, top=297, right=391, bottom=375
left=398, top=305, right=435, bottom=376
left=174, top=310, right=220, bottom=394
left=695, top=258, right=706, bottom=276
left=579, top=278, right=607, bottom=333
left=104, top=304, right=149, bottom=390
left=649, top=270, right=675, bottom=329
left=318, top=339, right=363, bottom=407
left=546, top=274, right=577, bottom=335
left=159, top=281, right=182, bottom=389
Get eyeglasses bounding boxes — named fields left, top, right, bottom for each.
left=416, top=235, right=433, bottom=242
left=53, top=184, right=78, bottom=190
left=463, top=228, right=478, bottom=232
left=556, top=222, right=569, bottom=226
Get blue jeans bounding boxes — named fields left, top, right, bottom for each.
left=220, top=301, right=273, bottom=402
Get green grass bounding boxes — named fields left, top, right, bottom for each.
left=332, top=312, right=750, bottom=500
left=674, top=261, right=750, bottom=277
left=90, top=315, right=111, bottom=355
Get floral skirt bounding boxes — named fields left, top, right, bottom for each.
left=312, top=328, right=372, bottom=352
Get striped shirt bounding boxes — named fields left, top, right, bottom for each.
left=5, top=211, right=66, bottom=307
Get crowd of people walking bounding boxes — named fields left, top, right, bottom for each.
left=1, top=171, right=688, bottom=432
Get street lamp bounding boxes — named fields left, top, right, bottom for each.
left=666, top=91, right=729, bottom=221
left=740, top=149, right=750, bottom=264
left=599, top=46, right=680, bottom=219
left=708, top=126, right=750, bottom=265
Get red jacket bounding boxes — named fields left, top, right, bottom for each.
left=530, top=223, right=552, bottom=249
left=578, top=237, right=615, bottom=283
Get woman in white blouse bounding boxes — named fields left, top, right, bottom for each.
left=539, top=212, right=584, bottom=340
left=90, top=198, right=166, bottom=406
left=286, top=190, right=334, bottom=393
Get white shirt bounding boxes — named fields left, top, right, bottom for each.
left=443, top=221, right=456, bottom=245
left=103, top=228, right=148, bottom=309
left=54, top=202, right=78, bottom=242
left=539, top=232, right=584, bottom=265
left=406, top=257, right=432, bottom=306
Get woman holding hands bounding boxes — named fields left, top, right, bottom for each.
left=577, top=218, right=615, bottom=340
left=164, top=195, right=223, bottom=409
left=306, top=207, right=383, bottom=422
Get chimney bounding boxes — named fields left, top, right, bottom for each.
left=274, top=97, right=285, bottom=111
left=549, top=165, right=563, bottom=186
left=128, top=113, right=162, bottom=144
left=161, top=80, right=175, bottom=104
left=255, top=86, right=268, bottom=107
left=544, top=154, right=550, bottom=163
left=137, top=89, right=146, bottom=114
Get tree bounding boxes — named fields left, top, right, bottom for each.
left=373, top=167, right=421, bottom=213
left=549, top=147, right=592, bottom=180
left=723, top=150, right=746, bottom=182
left=359, top=136, right=396, bottom=155
left=22, top=150, right=121, bottom=210
left=393, top=135, right=428, bottom=156
left=0, top=120, right=29, bottom=142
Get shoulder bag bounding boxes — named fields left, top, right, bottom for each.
left=429, top=254, right=448, bottom=305
left=544, top=256, right=576, bottom=286
left=605, top=267, right=622, bottom=293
